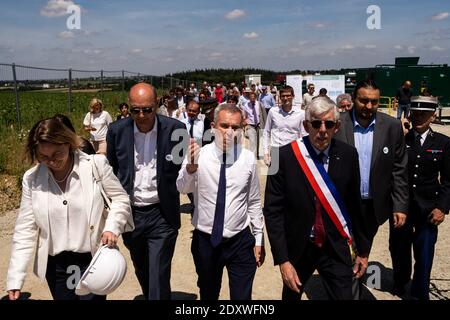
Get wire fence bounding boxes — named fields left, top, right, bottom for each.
left=0, top=63, right=204, bottom=131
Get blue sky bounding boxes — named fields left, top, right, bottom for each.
left=0, top=0, right=449, bottom=75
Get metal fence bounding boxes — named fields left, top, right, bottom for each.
left=0, top=63, right=204, bottom=130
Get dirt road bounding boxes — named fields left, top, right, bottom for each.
left=1, top=123, right=449, bottom=300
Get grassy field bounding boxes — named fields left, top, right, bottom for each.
left=0, top=90, right=132, bottom=177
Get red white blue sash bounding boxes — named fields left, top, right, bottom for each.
left=291, top=137, right=353, bottom=245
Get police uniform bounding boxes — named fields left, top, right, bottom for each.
left=392, top=96, right=450, bottom=299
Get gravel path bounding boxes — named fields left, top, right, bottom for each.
left=1, top=123, right=449, bottom=300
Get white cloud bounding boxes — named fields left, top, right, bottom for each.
left=242, top=32, right=258, bottom=39
left=364, top=44, right=377, bottom=49
left=209, top=52, right=223, bottom=58
left=163, top=57, right=174, bottom=62
left=407, top=46, right=416, bottom=54
left=58, top=31, right=74, bottom=38
left=225, top=9, right=246, bottom=20
left=341, top=44, right=355, bottom=50
left=130, top=48, right=142, bottom=54
left=0, top=45, right=15, bottom=54
left=430, top=46, right=445, bottom=52
left=313, top=23, right=326, bottom=29
left=41, top=0, right=78, bottom=17
left=394, top=45, right=403, bottom=50
left=432, top=12, right=449, bottom=21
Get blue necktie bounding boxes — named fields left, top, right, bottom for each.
left=211, top=153, right=227, bottom=247
left=189, top=118, right=194, bottom=138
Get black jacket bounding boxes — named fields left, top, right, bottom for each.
left=405, top=129, right=450, bottom=215
left=264, top=137, right=370, bottom=266
left=106, top=115, right=187, bottom=229
left=335, top=111, right=409, bottom=224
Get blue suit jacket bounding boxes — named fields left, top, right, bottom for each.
left=107, top=115, right=187, bottom=229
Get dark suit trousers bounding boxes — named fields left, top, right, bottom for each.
left=45, top=251, right=106, bottom=300
left=283, top=240, right=353, bottom=300
left=191, top=228, right=257, bottom=300
left=353, top=199, right=379, bottom=299
left=390, top=204, right=438, bottom=300
left=122, top=204, right=178, bottom=300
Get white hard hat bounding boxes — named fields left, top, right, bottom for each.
left=75, top=245, right=127, bottom=296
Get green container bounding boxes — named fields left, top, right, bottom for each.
left=352, top=58, right=450, bottom=105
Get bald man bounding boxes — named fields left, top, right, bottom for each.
left=107, top=83, right=187, bottom=300
left=395, top=80, right=413, bottom=119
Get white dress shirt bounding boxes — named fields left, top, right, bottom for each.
left=302, top=92, right=316, bottom=107
left=176, top=143, right=264, bottom=245
left=132, top=122, right=159, bottom=206
left=177, top=97, right=186, bottom=109
left=263, top=105, right=307, bottom=154
left=180, top=114, right=205, bottom=146
left=415, top=129, right=430, bottom=146
left=47, top=155, right=90, bottom=255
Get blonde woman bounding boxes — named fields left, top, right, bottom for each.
left=7, top=118, right=133, bottom=300
left=83, top=98, right=113, bottom=154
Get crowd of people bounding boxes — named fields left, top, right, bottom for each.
left=5, top=78, right=449, bottom=301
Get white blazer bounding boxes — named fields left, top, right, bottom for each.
left=7, top=151, right=133, bottom=291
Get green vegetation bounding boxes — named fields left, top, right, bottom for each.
left=0, top=90, right=129, bottom=177
left=168, top=68, right=345, bottom=85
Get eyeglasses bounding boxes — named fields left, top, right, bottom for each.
left=357, top=98, right=379, bottom=105
left=130, top=107, right=153, bottom=115
left=37, top=150, right=67, bottom=163
left=310, top=120, right=336, bottom=129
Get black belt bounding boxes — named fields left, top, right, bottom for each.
left=196, top=227, right=250, bottom=244
left=132, top=203, right=160, bottom=211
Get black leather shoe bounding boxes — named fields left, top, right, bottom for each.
left=392, top=284, right=406, bottom=296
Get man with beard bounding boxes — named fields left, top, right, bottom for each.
left=335, top=79, right=408, bottom=298
left=176, top=104, right=265, bottom=300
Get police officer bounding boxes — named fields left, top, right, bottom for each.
left=392, top=96, right=450, bottom=299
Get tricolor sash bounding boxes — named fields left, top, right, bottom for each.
left=291, top=137, right=353, bottom=246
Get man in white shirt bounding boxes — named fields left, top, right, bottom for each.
left=177, top=103, right=265, bottom=300
left=179, top=100, right=206, bottom=212
left=302, top=83, right=316, bottom=109
left=180, top=100, right=205, bottom=146
left=263, top=85, right=307, bottom=166
left=243, top=92, right=267, bottom=159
